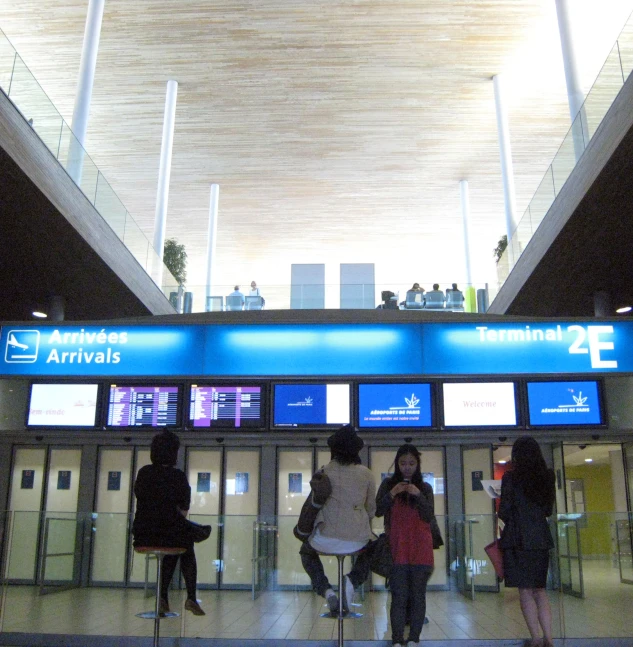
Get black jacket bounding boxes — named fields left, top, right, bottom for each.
left=499, top=470, right=555, bottom=550
left=132, top=463, right=192, bottom=548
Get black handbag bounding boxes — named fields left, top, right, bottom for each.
left=369, top=533, right=393, bottom=578
left=188, top=520, right=212, bottom=543
left=430, top=515, right=444, bottom=549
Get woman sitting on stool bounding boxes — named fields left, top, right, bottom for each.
left=133, top=430, right=206, bottom=616
left=299, top=425, right=376, bottom=613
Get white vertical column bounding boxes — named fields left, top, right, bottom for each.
left=493, top=74, right=517, bottom=263
left=459, top=180, right=473, bottom=289
left=205, top=184, right=220, bottom=303
left=153, top=79, right=179, bottom=284
left=68, top=0, right=105, bottom=185
left=555, top=0, right=589, bottom=160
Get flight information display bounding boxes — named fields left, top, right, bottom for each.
left=107, top=385, right=179, bottom=427
left=189, top=385, right=263, bottom=428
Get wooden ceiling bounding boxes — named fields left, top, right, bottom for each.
left=2, top=1, right=631, bottom=310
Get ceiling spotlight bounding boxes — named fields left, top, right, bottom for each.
left=32, top=311, right=47, bottom=318
left=585, top=458, right=593, bottom=463
left=616, top=306, right=632, bottom=314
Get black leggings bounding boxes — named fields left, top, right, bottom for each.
left=160, top=544, right=197, bottom=603
left=389, top=564, right=433, bottom=644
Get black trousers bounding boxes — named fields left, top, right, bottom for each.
left=300, top=541, right=371, bottom=597
left=389, top=564, right=433, bottom=644
left=160, top=543, right=197, bottom=603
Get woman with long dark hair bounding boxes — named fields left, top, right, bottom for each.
left=499, top=436, right=556, bottom=647
left=376, top=444, right=435, bottom=647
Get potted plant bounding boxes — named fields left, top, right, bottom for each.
left=163, top=238, right=188, bottom=286
left=493, top=234, right=508, bottom=264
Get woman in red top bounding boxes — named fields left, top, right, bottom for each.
left=376, top=445, right=435, bottom=647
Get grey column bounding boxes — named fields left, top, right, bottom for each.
left=68, top=0, right=105, bottom=185
left=492, top=74, right=517, bottom=263
left=459, top=180, right=473, bottom=290
left=555, top=0, right=589, bottom=160
left=153, top=79, right=179, bottom=284
left=205, top=183, right=220, bottom=301
left=594, top=290, right=612, bottom=317
left=48, top=296, right=65, bottom=322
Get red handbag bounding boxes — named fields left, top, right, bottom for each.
left=484, top=515, right=504, bottom=580
left=484, top=538, right=504, bottom=580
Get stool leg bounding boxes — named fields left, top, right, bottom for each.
left=337, top=554, right=345, bottom=647
left=154, top=555, right=163, bottom=647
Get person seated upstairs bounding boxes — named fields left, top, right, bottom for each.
left=401, top=283, right=424, bottom=307
left=228, top=285, right=245, bottom=307
left=445, top=283, right=464, bottom=308
left=424, top=284, right=446, bottom=308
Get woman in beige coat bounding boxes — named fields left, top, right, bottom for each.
left=300, top=425, right=376, bottom=613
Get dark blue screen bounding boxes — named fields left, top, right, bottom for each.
left=274, top=384, right=328, bottom=426
left=527, top=381, right=602, bottom=426
left=358, top=383, right=432, bottom=428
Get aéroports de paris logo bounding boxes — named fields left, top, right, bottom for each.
left=5, top=330, right=40, bottom=363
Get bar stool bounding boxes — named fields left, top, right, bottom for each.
left=134, top=546, right=186, bottom=647
left=316, top=550, right=364, bottom=647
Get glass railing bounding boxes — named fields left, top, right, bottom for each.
left=0, top=28, right=179, bottom=303
left=2, top=510, right=633, bottom=641
left=167, top=282, right=493, bottom=314
left=496, top=10, right=633, bottom=292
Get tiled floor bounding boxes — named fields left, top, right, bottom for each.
left=1, top=561, right=632, bottom=642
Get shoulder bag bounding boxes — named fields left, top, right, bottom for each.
left=369, top=533, right=393, bottom=578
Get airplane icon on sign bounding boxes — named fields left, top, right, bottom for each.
left=4, top=330, right=40, bottom=363
left=8, top=333, right=29, bottom=350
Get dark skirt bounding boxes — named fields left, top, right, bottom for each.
left=503, top=548, right=550, bottom=588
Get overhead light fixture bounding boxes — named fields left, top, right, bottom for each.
left=498, top=460, right=507, bottom=464
left=32, top=311, right=47, bottom=318
left=616, top=306, right=632, bottom=314
left=585, top=458, right=593, bottom=463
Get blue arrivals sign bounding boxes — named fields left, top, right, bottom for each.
left=1, top=320, right=632, bottom=377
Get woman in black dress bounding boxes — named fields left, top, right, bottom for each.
left=499, top=436, right=555, bottom=647
left=133, top=430, right=205, bottom=616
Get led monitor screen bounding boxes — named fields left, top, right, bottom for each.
left=28, top=383, right=99, bottom=427
left=189, top=385, right=263, bottom=428
left=358, top=383, right=432, bottom=428
left=274, top=383, right=350, bottom=428
left=107, top=385, right=180, bottom=428
left=442, top=382, right=517, bottom=427
left=527, top=380, right=603, bottom=426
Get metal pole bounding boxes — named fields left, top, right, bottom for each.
left=337, top=554, right=345, bottom=647
left=492, top=74, right=518, bottom=263
left=154, top=555, right=162, bottom=647
left=205, top=183, right=220, bottom=302
left=68, top=0, right=105, bottom=185
left=555, top=0, right=589, bottom=161
left=152, top=79, right=179, bottom=285
left=459, top=179, right=473, bottom=292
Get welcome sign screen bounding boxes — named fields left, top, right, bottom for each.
left=274, top=383, right=350, bottom=427
left=442, top=382, right=517, bottom=427
left=358, top=383, right=432, bottom=428
left=527, top=380, right=602, bottom=426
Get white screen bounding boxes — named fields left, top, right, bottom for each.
left=442, top=382, right=516, bottom=427
left=28, top=384, right=99, bottom=427
left=325, top=384, right=350, bottom=424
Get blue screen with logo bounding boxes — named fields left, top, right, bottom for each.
left=358, top=383, right=432, bottom=428
left=527, top=380, right=602, bottom=426
left=273, top=383, right=350, bottom=427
